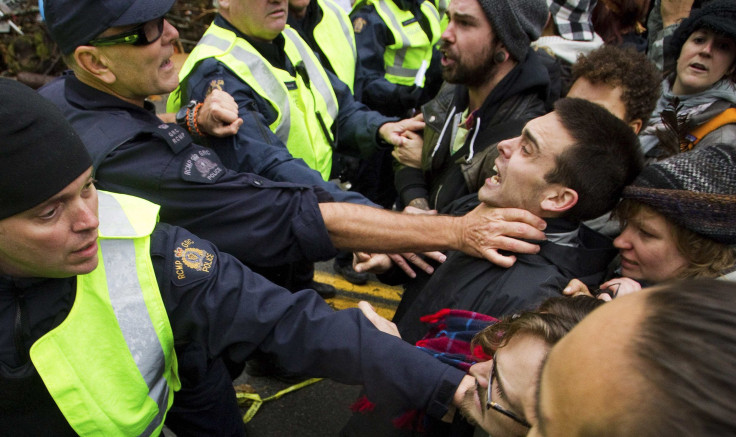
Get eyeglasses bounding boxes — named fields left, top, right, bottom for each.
left=88, top=16, right=165, bottom=47
left=486, top=354, right=532, bottom=428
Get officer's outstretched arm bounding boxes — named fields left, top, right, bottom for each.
left=319, top=202, right=547, bottom=268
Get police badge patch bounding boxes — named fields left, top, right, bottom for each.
left=172, top=237, right=217, bottom=285
left=181, top=148, right=225, bottom=184
left=207, top=79, right=224, bottom=95
left=353, top=17, right=367, bottom=33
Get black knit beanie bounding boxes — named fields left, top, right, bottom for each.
left=476, top=0, right=548, bottom=61
left=622, top=144, right=736, bottom=245
left=670, top=0, right=736, bottom=59
left=0, top=79, right=92, bottom=220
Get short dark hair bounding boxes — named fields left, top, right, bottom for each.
left=571, top=45, right=661, bottom=125
left=545, top=98, right=643, bottom=221
left=629, top=279, right=736, bottom=435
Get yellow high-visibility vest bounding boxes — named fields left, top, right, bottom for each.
left=31, top=191, right=180, bottom=436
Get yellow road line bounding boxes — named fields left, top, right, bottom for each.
left=313, top=271, right=404, bottom=319
left=313, top=271, right=403, bottom=303
left=327, top=296, right=398, bottom=319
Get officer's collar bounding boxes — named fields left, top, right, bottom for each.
left=0, top=274, right=59, bottom=290
left=64, top=74, right=160, bottom=119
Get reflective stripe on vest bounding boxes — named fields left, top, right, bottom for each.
left=364, top=0, right=440, bottom=86
left=30, top=191, right=179, bottom=437
left=283, top=27, right=340, bottom=121
left=431, top=0, right=449, bottom=32
left=172, top=24, right=337, bottom=179
left=314, top=0, right=357, bottom=91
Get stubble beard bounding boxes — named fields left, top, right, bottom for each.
left=457, top=385, right=483, bottom=427
left=441, top=40, right=500, bottom=88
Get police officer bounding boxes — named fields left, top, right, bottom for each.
left=349, top=0, right=443, bottom=229
left=38, top=0, right=549, bottom=274
left=288, top=0, right=358, bottom=92
left=286, top=0, right=374, bottom=285
left=36, top=0, right=546, bottom=432
left=351, top=0, right=443, bottom=117
left=170, top=0, right=419, bottom=185
left=0, top=78, right=483, bottom=436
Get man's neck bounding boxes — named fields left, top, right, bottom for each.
left=466, top=60, right=517, bottom=112
left=74, top=72, right=146, bottom=108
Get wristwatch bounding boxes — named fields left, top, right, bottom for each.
left=175, top=100, right=198, bottom=130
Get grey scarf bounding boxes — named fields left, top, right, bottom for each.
left=639, top=77, right=736, bottom=154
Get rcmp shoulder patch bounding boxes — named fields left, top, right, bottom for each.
left=172, top=237, right=217, bottom=285
left=207, top=79, right=225, bottom=95
left=151, top=123, right=192, bottom=154
left=181, top=147, right=225, bottom=184
left=353, top=17, right=367, bottom=33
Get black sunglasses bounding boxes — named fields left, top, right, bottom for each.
left=88, top=16, right=165, bottom=47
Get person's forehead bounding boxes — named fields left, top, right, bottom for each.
left=568, top=78, right=627, bottom=121
left=448, top=0, right=484, bottom=17
left=497, top=334, right=550, bottom=408
left=537, top=294, right=647, bottom=435
left=523, top=111, right=574, bottom=155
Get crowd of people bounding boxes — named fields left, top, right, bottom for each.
left=2, top=0, right=736, bottom=435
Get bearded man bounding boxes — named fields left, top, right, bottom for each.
left=393, top=0, right=551, bottom=211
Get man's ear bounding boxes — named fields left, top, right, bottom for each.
left=540, top=186, right=578, bottom=214
left=629, top=118, right=643, bottom=135
left=73, top=46, right=116, bottom=85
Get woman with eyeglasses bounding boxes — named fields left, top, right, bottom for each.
left=638, top=0, right=736, bottom=162
left=564, top=144, right=736, bottom=301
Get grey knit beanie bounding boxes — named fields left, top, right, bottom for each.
left=622, top=144, right=736, bottom=245
left=477, top=0, right=549, bottom=61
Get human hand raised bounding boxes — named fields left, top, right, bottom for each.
left=378, top=113, right=425, bottom=148
left=353, top=252, right=393, bottom=275
left=457, top=204, right=546, bottom=268
left=596, top=277, right=642, bottom=301
left=196, top=89, right=243, bottom=137
left=562, top=278, right=594, bottom=297
left=353, top=251, right=445, bottom=278
left=392, top=129, right=424, bottom=168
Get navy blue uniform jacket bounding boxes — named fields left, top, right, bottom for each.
left=39, top=74, right=337, bottom=268
left=0, top=224, right=465, bottom=435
